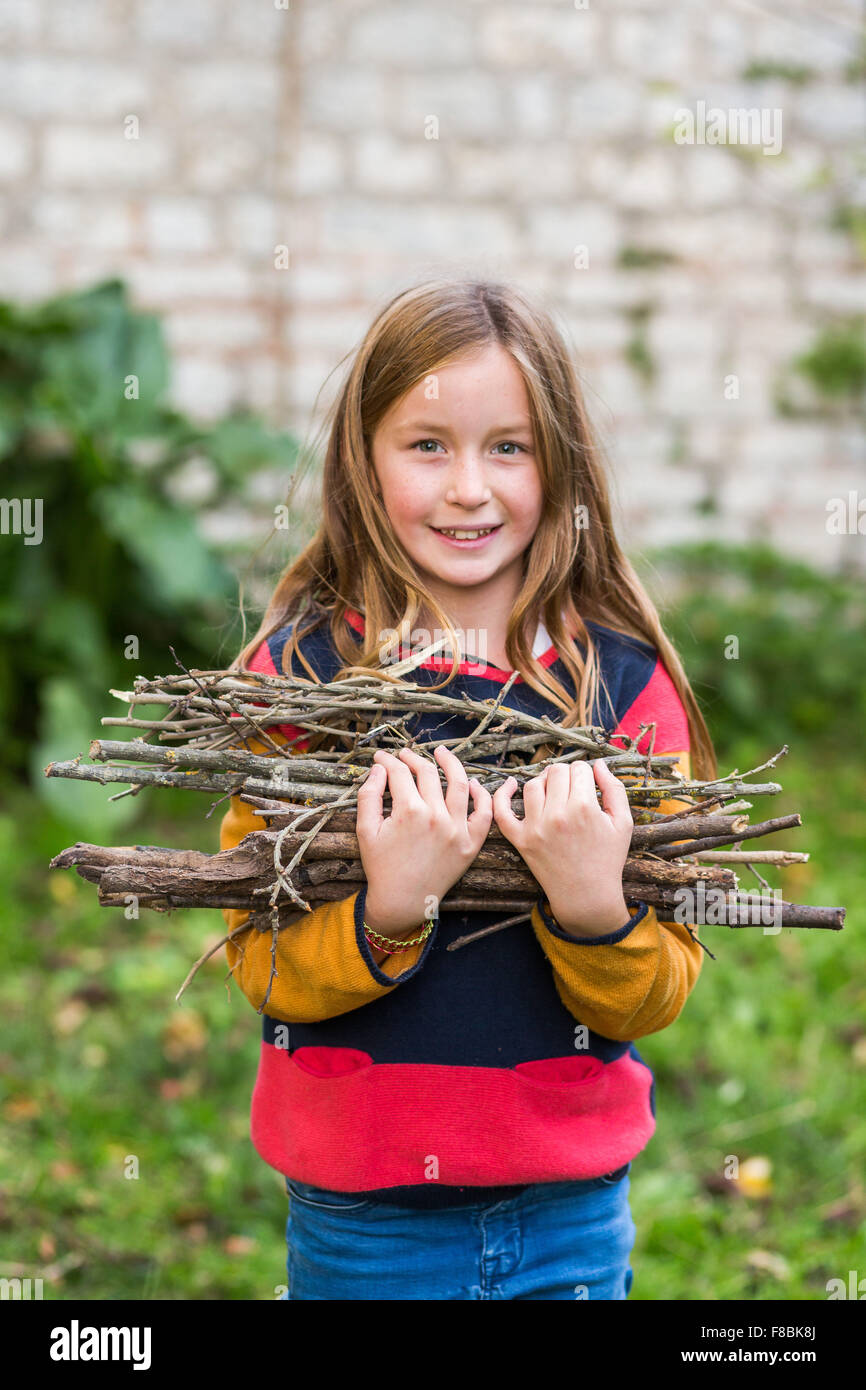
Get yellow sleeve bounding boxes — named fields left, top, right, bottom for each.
left=219, top=731, right=430, bottom=1022
left=529, top=750, right=704, bottom=1042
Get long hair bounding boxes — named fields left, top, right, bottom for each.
left=229, top=276, right=717, bottom=780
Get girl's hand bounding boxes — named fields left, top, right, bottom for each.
left=356, top=744, right=493, bottom=937
left=493, top=759, right=633, bottom=938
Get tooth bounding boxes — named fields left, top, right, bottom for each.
left=441, top=527, right=493, bottom=538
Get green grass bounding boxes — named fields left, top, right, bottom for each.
left=0, top=791, right=287, bottom=1300
left=629, top=746, right=866, bottom=1299
left=0, top=742, right=862, bottom=1300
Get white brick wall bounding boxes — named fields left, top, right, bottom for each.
left=0, top=0, right=862, bottom=570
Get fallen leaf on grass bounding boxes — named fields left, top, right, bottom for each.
left=159, top=1076, right=199, bottom=1100
left=53, top=999, right=89, bottom=1035
left=49, top=1161, right=81, bottom=1181
left=700, top=1171, right=743, bottom=1198
left=223, top=1235, right=257, bottom=1256
left=3, top=1096, right=40, bottom=1120
left=746, top=1249, right=790, bottom=1280
left=817, top=1190, right=865, bottom=1228
left=162, top=1010, right=207, bottom=1060
left=173, top=1204, right=212, bottom=1227
left=731, top=1155, right=773, bottom=1199
left=70, top=983, right=116, bottom=1007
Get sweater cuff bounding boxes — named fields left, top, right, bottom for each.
left=534, top=891, right=650, bottom=945
left=353, top=882, right=438, bottom=986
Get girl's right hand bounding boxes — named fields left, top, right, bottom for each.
left=356, top=744, right=493, bottom=937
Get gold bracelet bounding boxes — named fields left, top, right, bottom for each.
left=363, top=920, right=434, bottom=953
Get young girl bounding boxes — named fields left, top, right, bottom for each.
left=218, top=277, right=717, bottom=1301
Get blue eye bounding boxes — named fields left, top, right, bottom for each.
left=410, top=439, right=526, bottom=455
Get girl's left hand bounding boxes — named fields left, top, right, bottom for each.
left=493, top=759, right=633, bottom=938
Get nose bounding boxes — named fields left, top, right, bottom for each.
left=444, top=453, right=492, bottom=509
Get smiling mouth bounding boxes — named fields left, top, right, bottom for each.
left=431, top=524, right=503, bottom=540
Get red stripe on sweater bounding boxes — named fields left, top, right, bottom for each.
left=611, top=656, right=690, bottom=755
left=248, top=639, right=279, bottom=677
left=249, top=1044, right=655, bottom=1190
left=241, top=637, right=308, bottom=746
left=343, top=606, right=560, bottom=683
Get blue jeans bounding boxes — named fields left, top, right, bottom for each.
left=282, top=1163, right=636, bottom=1300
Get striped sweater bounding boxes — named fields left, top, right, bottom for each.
left=219, top=607, right=702, bottom=1207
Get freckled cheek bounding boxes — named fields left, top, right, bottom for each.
left=505, top=480, right=544, bottom=541
left=382, top=478, right=437, bottom=532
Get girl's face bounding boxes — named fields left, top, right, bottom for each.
left=369, top=343, right=544, bottom=616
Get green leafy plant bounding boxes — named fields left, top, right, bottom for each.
left=639, top=541, right=866, bottom=754
left=830, top=205, right=866, bottom=262
left=0, top=279, right=299, bottom=827
left=741, top=60, right=814, bottom=84
left=624, top=302, right=657, bottom=386
left=794, top=321, right=866, bottom=399
left=774, top=318, right=866, bottom=417
left=617, top=246, right=679, bottom=270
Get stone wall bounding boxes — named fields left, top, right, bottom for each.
left=1, top=0, right=863, bottom=568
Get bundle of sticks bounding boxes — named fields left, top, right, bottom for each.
left=47, top=658, right=846, bottom=979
